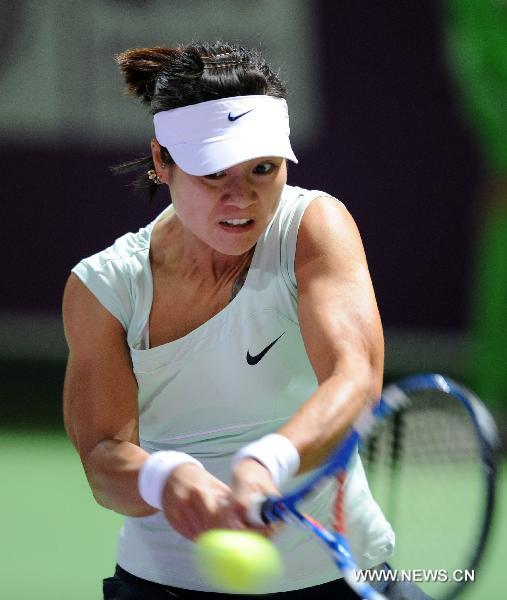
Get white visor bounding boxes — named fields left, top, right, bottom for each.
left=153, top=95, right=298, bottom=176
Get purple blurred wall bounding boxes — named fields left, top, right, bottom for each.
left=0, top=1, right=482, bottom=330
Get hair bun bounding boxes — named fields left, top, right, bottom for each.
left=115, top=47, right=180, bottom=104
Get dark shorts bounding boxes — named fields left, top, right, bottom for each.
left=103, top=564, right=434, bottom=599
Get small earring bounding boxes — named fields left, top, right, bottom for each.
left=147, top=169, right=162, bottom=185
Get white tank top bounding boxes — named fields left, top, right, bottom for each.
left=72, top=184, right=394, bottom=592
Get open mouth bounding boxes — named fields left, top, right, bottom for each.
left=219, top=219, right=254, bottom=230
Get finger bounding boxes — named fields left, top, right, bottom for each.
left=168, top=510, right=197, bottom=540
left=214, top=496, right=244, bottom=530
left=192, top=490, right=233, bottom=533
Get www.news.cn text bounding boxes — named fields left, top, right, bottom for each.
left=355, top=569, right=475, bottom=584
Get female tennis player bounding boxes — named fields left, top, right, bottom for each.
left=62, top=42, right=417, bottom=599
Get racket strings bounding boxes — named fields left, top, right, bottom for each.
left=364, top=394, right=482, bottom=470
left=360, top=388, right=488, bottom=596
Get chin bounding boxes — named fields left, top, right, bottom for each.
left=215, top=237, right=256, bottom=256
left=220, top=243, right=254, bottom=257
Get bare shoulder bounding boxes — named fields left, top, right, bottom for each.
left=301, top=194, right=352, bottom=228
left=296, top=195, right=367, bottom=277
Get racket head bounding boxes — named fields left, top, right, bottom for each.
left=259, top=374, right=499, bottom=600
left=361, top=374, right=500, bottom=599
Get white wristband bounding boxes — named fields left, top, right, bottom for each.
left=138, top=451, right=204, bottom=510
left=231, top=433, right=300, bottom=489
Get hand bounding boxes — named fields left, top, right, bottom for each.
left=229, top=458, right=283, bottom=537
left=161, top=463, right=235, bottom=540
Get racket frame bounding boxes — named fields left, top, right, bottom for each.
left=259, top=374, right=500, bottom=600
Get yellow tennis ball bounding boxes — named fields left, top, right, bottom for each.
left=194, top=529, right=283, bottom=593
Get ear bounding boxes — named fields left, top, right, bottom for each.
left=150, top=138, right=171, bottom=184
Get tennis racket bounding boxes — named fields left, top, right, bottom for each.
left=253, top=374, right=499, bottom=600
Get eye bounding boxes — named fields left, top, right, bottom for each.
left=253, top=161, right=275, bottom=175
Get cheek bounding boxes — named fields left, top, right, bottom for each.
left=267, top=174, right=287, bottom=212
left=175, top=202, right=208, bottom=234
left=170, top=181, right=209, bottom=226
left=272, top=166, right=287, bottom=197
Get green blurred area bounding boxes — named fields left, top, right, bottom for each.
left=0, top=429, right=122, bottom=600
left=467, top=200, right=507, bottom=404
left=446, top=0, right=507, bottom=174
left=445, top=0, right=507, bottom=408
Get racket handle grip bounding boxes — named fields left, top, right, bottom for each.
left=246, top=494, right=281, bottom=526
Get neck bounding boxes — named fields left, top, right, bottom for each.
left=152, top=213, right=255, bottom=286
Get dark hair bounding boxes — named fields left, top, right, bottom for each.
left=112, top=41, right=287, bottom=201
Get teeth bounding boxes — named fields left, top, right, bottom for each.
left=223, top=219, right=251, bottom=225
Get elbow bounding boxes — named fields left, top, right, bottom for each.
left=358, top=332, right=384, bottom=401
left=333, top=348, right=383, bottom=406
left=82, top=441, right=155, bottom=518
left=361, top=354, right=384, bottom=404
left=84, top=464, right=150, bottom=517
left=82, top=454, right=115, bottom=510
left=90, top=486, right=114, bottom=511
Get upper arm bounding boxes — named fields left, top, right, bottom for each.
left=295, top=197, right=384, bottom=393
left=62, top=273, right=139, bottom=462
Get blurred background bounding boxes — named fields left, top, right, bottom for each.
left=1, top=0, right=505, bottom=598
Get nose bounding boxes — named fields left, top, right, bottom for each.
left=220, top=173, right=257, bottom=209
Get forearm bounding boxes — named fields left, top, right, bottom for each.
left=278, top=363, right=380, bottom=472
left=83, top=439, right=156, bottom=517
